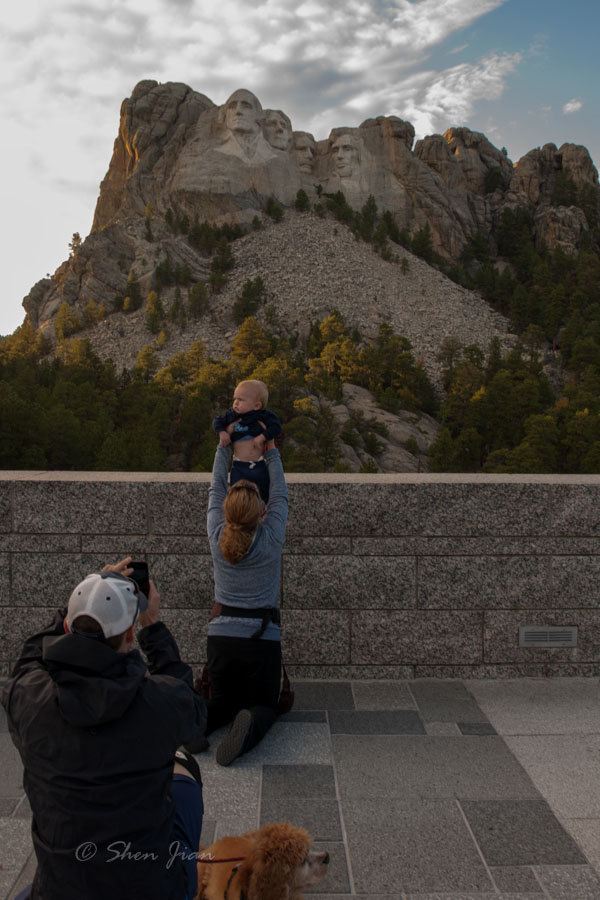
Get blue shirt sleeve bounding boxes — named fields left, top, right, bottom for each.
left=262, top=448, right=288, bottom=545
left=207, top=446, right=231, bottom=539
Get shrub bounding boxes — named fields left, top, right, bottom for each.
left=294, top=189, right=310, bottom=212
left=265, top=196, right=284, bottom=222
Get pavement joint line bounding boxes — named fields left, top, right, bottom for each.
left=328, top=708, right=356, bottom=896
left=406, top=681, right=423, bottom=718
left=11, top=795, right=27, bottom=818
left=454, top=797, right=501, bottom=896
left=531, top=866, right=552, bottom=899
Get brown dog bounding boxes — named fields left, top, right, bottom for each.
left=196, top=822, right=329, bottom=899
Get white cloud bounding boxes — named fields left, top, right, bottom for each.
left=0, top=0, right=511, bottom=134
left=358, top=52, right=522, bottom=139
left=563, top=98, right=583, bottom=114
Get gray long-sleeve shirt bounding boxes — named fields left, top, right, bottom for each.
left=207, top=446, right=288, bottom=641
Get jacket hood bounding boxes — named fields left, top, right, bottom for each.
left=42, top=634, right=147, bottom=727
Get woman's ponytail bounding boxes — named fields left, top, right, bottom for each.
left=219, top=481, right=264, bottom=564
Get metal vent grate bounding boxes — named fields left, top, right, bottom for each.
left=519, top=625, right=578, bottom=648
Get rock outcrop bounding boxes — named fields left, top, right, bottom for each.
left=332, top=383, right=439, bottom=473
left=534, top=205, right=589, bottom=254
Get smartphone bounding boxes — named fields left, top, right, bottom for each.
left=129, top=561, right=150, bottom=597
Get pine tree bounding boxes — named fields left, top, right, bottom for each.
left=232, top=276, right=266, bottom=325
left=68, top=233, right=82, bottom=256
left=188, top=282, right=209, bottom=319
left=145, top=291, right=164, bottom=334
left=411, top=223, right=434, bottom=262
left=134, top=345, right=159, bottom=383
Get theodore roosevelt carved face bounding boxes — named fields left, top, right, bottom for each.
left=263, top=109, right=292, bottom=151
left=293, top=131, right=316, bottom=173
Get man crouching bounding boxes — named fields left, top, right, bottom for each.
left=1, top=556, right=206, bottom=900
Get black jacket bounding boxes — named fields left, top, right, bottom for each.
left=1, top=610, right=207, bottom=900
left=212, top=407, right=283, bottom=442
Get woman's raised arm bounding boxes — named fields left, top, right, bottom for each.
left=207, top=445, right=231, bottom=539
left=263, top=448, right=288, bottom=545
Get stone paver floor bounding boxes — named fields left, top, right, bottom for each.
left=2, top=678, right=600, bottom=899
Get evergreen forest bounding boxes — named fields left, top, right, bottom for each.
left=1, top=181, right=600, bottom=473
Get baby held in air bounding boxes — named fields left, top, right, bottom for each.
left=212, top=379, right=282, bottom=502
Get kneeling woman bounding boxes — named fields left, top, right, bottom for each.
left=190, top=438, right=287, bottom=766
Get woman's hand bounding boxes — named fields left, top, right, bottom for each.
left=265, top=439, right=276, bottom=452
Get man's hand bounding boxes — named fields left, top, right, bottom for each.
left=101, top=556, right=133, bottom=577
left=138, top=579, right=160, bottom=629
left=219, top=430, right=231, bottom=447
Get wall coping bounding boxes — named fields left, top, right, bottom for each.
left=0, top=470, right=600, bottom=485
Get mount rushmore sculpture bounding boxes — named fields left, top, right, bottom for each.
left=92, top=80, right=597, bottom=260
left=23, top=79, right=598, bottom=332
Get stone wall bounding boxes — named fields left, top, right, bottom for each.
left=1, top=472, right=599, bottom=678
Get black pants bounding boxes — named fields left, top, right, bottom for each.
left=206, top=635, right=281, bottom=755
left=229, top=458, right=270, bottom=502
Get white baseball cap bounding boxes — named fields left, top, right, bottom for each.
left=66, top=573, right=148, bottom=639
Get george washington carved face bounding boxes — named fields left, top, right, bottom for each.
left=263, top=109, right=292, bottom=151
left=221, top=89, right=263, bottom=136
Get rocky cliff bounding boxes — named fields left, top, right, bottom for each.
left=22, top=80, right=599, bottom=369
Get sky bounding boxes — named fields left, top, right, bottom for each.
left=1, top=0, right=598, bottom=336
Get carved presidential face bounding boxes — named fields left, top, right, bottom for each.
left=330, top=132, right=360, bottom=177
left=293, top=131, right=316, bottom=173
left=263, top=110, right=292, bottom=151
left=223, top=89, right=262, bottom=136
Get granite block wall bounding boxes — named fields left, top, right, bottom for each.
left=1, top=472, right=600, bottom=678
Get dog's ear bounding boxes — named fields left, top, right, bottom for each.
left=245, top=856, right=292, bottom=900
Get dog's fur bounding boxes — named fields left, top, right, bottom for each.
left=196, top=822, right=329, bottom=900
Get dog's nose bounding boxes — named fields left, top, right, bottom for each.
left=322, top=852, right=330, bottom=865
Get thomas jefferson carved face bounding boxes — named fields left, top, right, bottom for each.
left=223, top=89, right=263, bottom=136
left=330, top=132, right=360, bottom=177
left=263, top=110, right=292, bottom=151
left=293, top=132, right=316, bottom=173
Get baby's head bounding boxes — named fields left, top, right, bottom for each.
left=232, top=380, right=268, bottom=415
